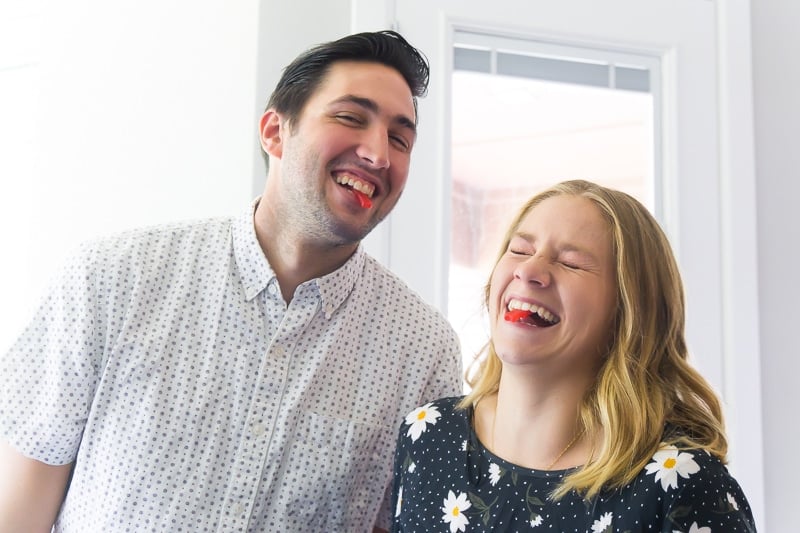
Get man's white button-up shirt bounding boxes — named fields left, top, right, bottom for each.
left=1, top=203, right=462, bottom=532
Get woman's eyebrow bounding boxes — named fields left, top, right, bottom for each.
left=514, top=231, right=598, bottom=260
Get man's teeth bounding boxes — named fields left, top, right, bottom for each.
left=507, top=299, right=558, bottom=324
left=335, top=175, right=374, bottom=198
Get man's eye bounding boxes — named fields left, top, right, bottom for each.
left=561, top=261, right=580, bottom=270
left=390, top=134, right=410, bottom=151
left=336, top=114, right=362, bottom=125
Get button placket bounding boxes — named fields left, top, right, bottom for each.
left=246, top=294, right=323, bottom=523
left=251, top=422, right=266, bottom=436
left=218, top=292, right=293, bottom=532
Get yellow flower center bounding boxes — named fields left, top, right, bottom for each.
left=452, top=506, right=460, bottom=517
left=663, top=457, right=677, bottom=469
left=417, top=410, right=427, bottom=420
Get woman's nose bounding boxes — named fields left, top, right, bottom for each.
left=514, top=255, right=552, bottom=287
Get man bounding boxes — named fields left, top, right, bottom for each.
left=0, top=31, right=462, bottom=532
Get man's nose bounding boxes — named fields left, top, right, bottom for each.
left=356, top=127, right=390, bottom=169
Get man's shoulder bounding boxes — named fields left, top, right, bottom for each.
left=98, top=215, right=231, bottom=244
left=84, top=216, right=233, bottom=257
left=58, top=216, right=236, bottom=283
left=361, top=254, right=451, bottom=322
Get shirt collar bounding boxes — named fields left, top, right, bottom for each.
left=232, top=198, right=366, bottom=315
left=232, top=199, right=274, bottom=301
left=315, top=244, right=365, bottom=319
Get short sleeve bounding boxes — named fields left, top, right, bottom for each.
left=0, top=243, right=106, bottom=464
left=666, top=453, right=757, bottom=532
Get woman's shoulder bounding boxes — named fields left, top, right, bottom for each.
left=580, top=441, right=754, bottom=532
left=403, top=395, right=465, bottom=419
left=648, top=426, right=736, bottom=485
left=398, top=396, right=469, bottom=447
left=624, top=441, right=755, bottom=531
left=639, top=442, right=727, bottom=489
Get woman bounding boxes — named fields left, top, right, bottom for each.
left=390, top=180, right=755, bottom=532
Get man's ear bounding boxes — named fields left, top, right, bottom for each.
left=259, top=109, right=284, bottom=159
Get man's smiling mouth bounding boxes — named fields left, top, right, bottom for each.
left=335, top=173, right=374, bottom=208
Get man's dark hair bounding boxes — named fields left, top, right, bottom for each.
left=266, top=30, right=429, bottom=128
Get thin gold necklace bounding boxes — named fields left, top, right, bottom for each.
left=490, top=410, right=583, bottom=470
left=544, top=429, right=583, bottom=470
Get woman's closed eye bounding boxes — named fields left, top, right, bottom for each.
left=507, top=236, right=534, bottom=256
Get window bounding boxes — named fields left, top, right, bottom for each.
left=448, top=32, right=659, bottom=379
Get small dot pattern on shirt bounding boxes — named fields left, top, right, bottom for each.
left=391, top=396, right=757, bottom=532
left=0, top=201, right=463, bottom=532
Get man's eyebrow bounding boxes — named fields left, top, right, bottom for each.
left=331, top=94, right=417, bottom=134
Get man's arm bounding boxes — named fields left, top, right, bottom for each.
left=0, top=439, right=72, bottom=532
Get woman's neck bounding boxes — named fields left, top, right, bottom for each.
left=475, top=373, right=593, bottom=470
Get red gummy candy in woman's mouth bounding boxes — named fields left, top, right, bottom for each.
left=504, top=309, right=530, bottom=322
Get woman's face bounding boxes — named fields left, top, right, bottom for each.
left=488, top=194, right=618, bottom=376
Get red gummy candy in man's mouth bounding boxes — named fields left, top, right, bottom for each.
left=353, top=189, right=372, bottom=209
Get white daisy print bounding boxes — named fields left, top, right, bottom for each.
left=727, top=492, right=739, bottom=510
left=408, top=461, right=416, bottom=473
left=405, top=403, right=442, bottom=442
left=462, top=440, right=468, bottom=451
left=591, top=511, right=613, bottom=532
left=395, top=485, right=403, bottom=517
left=674, top=522, right=711, bottom=533
left=441, top=490, right=471, bottom=533
left=645, top=445, right=701, bottom=491
left=488, top=462, right=502, bottom=486
left=530, top=514, right=543, bottom=527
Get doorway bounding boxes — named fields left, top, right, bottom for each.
left=448, top=32, right=658, bottom=376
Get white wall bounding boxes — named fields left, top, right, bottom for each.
left=0, top=0, right=260, bottom=351
left=0, top=1, right=40, bottom=353
left=752, top=1, right=800, bottom=531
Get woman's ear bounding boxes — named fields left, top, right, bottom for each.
left=259, top=109, right=283, bottom=159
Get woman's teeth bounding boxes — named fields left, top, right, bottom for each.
left=507, top=299, right=559, bottom=324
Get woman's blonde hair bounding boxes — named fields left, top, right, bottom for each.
left=459, top=179, right=727, bottom=499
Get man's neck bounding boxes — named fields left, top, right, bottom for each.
left=253, top=202, right=358, bottom=303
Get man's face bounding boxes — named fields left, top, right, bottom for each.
left=263, top=60, right=417, bottom=246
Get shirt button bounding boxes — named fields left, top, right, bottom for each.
left=272, top=346, right=284, bottom=358
left=267, top=282, right=277, bottom=295
left=232, top=502, right=245, bottom=515
left=252, top=422, right=266, bottom=436
left=325, top=303, right=334, bottom=314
